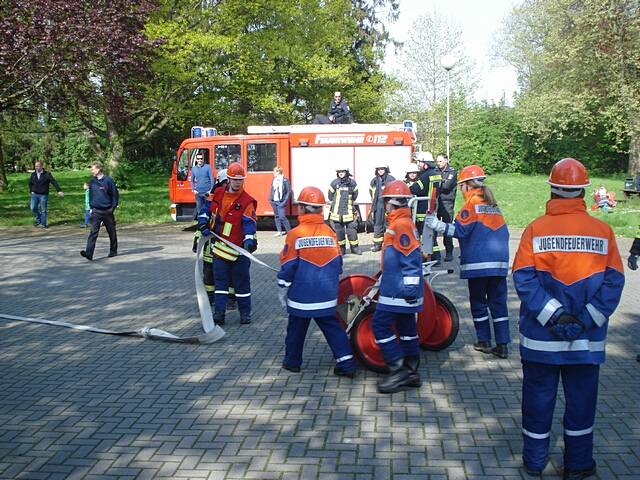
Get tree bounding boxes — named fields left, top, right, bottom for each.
left=499, top=0, right=640, bottom=174
left=0, top=0, right=83, bottom=190
left=388, top=10, right=476, bottom=151
left=144, top=0, right=399, bottom=133
left=0, top=0, right=159, bottom=188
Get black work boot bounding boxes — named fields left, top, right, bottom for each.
left=403, top=355, right=422, bottom=388
left=371, top=244, right=382, bottom=252
left=491, top=343, right=509, bottom=359
left=473, top=341, right=492, bottom=354
left=377, top=359, right=412, bottom=394
left=444, top=250, right=453, bottom=262
left=240, top=313, right=251, bottom=325
left=563, top=461, right=596, bottom=480
left=226, top=297, right=237, bottom=310
left=333, top=366, right=356, bottom=378
left=213, top=310, right=225, bottom=326
left=340, top=245, right=347, bottom=255
left=350, top=245, right=362, bottom=255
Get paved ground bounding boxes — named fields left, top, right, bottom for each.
left=0, top=223, right=638, bottom=480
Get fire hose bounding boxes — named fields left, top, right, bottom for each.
left=0, top=235, right=228, bottom=344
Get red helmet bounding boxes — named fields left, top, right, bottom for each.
left=547, top=158, right=590, bottom=188
left=297, top=186, right=326, bottom=206
left=457, top=165, right=486, bottom=184
left=227, top=162, right=246, bottom=179
left=381, top=180, right=413, bottom=205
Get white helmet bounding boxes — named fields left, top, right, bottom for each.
left=216, top=169, right=228, bottom=184
left=414, top=151, right=434, bottom=163
left=405, top=163, right=420, bottom=175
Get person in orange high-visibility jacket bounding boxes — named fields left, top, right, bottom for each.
left=277, top=187, right=356, bottom=377
left=197, top=162, right=257, bottom=326
left=425, top=165, right=511, bottom=359
left=512, top=158, right=625, bottom=478
left=372, top=180, right=424, bottom=394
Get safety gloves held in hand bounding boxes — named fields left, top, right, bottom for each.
left=278, top=287, right=288, bottom=307
left=243, top=239, right=257, bottom=253
left=424, top=214, right=455, bottom=237
left=548, top=311, right=586, bottom=341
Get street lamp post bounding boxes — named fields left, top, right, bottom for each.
left=440, top=55, right=457, bottom=159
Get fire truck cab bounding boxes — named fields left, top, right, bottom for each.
left=169, top=122, right=417, bottom=221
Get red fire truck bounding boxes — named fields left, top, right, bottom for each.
left=169, top=122, right=417, bottom=221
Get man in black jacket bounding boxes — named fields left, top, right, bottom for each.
left=415, top=152, right=442, bottom=261
left=328, top=168, right=361, bottom=255
left=28, top=161, right=64, bottom=228
left=80, top=161, right=119, bottom=261
left=369, top=166, right=395, bottom=252
left=435, top=154, right=457, bottom=262
left=327, top=91, right=352, bottom=124
left=313, top=91, right=353, bottom=124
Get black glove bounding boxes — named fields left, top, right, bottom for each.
left=549, top=313, right=585, bottom=341
left=244, top=239, right=257, bottom=253
left=629, top=254, right=638, bottom=271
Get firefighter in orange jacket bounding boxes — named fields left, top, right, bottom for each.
left=278, top=187, right=356, bottom=377
left=512, top=158, right=625, bottom=478
left=197, top=162, right=257, bottom=326
left=372, top=180, right=424, bottom=394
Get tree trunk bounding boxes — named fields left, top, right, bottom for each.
left=629, top=129, right=640, bottom=176
left=0, top=132, right=8, bottom=192
left=107, top=128, right=124, bottom=173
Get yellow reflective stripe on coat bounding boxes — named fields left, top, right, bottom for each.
left=213, top=240, right=239, bottom=261
left=222, top=222, right=233, bottom=236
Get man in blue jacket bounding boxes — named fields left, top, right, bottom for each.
left=190, top=153, right=214, bottom=216
left=80, top=161, right=119, bottom=261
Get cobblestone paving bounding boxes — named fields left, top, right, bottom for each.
left=0, top=224, right=638, bottom=479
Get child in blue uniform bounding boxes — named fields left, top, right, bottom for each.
left=372, top=180, right=424, bottom=393
left=277, top=186, right=356, bottom=377
left=425, top=165, right=511, bottom=359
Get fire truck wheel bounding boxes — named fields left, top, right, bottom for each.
left=349, top=305, right=389, bottom=373
left=336, top=274, right=376, bottom=329
left=419, top=291, right=459, bottom=351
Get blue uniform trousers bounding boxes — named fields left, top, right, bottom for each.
left=284, top=315, right=356, bottom=373
left=371, top=310, right=419, bottom=364
left=522, top=362, right=599, bottom=472
left=214, top=256, right=250, bottom=315
left=467, top=276, right=510, bottom=344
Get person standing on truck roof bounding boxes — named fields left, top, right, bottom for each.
left=327, top=91, right=352, bottom=124
left=197, top=162, right=257, bottom=326
left=369, top=165, right=395, bottom=252
left=313, top=91, right=353, bottom=124
left=435, top=153, right=457, bottom=262
left=28, top=160, right=64, bottom=229
left=190, top=153, right=214, bottom=217
left=372, top=180, right=424, bottom=393
left=511, top=158, right=624, bottom=478
left=415, top=151, right=442, bottom=262
left=269, top=166, right=292, bottom=237
left=278, top=186, right=356, bottom=378
left=328, top=167, right=361, bottom=255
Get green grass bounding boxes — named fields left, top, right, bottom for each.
left=489, top=172, right=640, bottom=238
left=1, top=169, right=638, bottom=237
left=0, top=169, right=172, bottom=227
